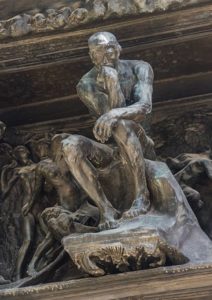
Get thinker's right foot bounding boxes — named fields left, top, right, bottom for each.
left=98, top=207, right=119, bottom=231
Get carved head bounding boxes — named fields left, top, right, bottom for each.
left=0, top=121, right=6, bottom=140
left=88, top=32, right=122, bottom=68
left=68, top=8, right=88, bottom=25
left=33, top=13, right=46, bottom=28
left=32, top=138, right=50, bottom=160
left=9, top=14, right=31, bottom=37
left=0, top=143, right=12, bottom=155
left=13, top=145, right=30, bottom=164
left=0, top=143, right=13, bottom=167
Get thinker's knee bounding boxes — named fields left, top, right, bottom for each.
left=113, top=120, right=134, bottom=141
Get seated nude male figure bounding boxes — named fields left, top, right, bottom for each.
left=62, top=32, right=155, bottom=230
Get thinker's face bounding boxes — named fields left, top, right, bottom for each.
left=89, top=43, right=119, bottom=68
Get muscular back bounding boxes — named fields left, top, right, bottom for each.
left=36, top=159, right=81, bottom=211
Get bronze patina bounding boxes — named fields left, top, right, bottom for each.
left=1, top=32, right=212, bottom=289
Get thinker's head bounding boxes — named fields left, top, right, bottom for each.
left=88, top=32, right=122, bottom=68
left=0, top=121, right=6, bottom=140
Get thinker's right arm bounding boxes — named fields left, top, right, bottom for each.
left=77, top=78, right=111, bottom=117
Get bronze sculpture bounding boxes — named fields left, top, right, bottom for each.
left=62, top=32, right=155, bottom=230
left=167, top=150, right=212, bottom=239
left=1, top=32, right=212, bottom=288
left=61, top=32, right=212, bottom=276
left=1, top=145, right=36, bottom=280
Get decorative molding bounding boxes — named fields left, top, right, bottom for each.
left=152, top=93, right=212, bottom=123
left=1, top=4, right=212, bottom=70
left=1, top=263, right=212, bottom=299
left=0, top=0, right=210, bottom=40
left=63, top=228, right=188, bottom=277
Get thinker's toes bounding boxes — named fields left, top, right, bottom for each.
left=98, top=220, right=118, bottom=231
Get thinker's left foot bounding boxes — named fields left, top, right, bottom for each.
left=98, top=207, right=120, bottom=231
left=122, top=197, right=150, bottom=219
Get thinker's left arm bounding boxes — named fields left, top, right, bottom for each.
left=96, top=62, right=153, bottom=124
left=131, top=61, right=153, bottom=120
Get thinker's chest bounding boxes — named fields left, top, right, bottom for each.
left=118, top=68, right=136, bottom=101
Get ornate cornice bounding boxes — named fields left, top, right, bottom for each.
left=1, top=263, right=212, bottom=299
left=0, top=0, right=209, bottom=39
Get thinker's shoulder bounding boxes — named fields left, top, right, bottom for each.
left=133, top=60, right=153, bottom=74
left=120, top=59, right=153, bottom=76
left=120, top=59, right=152, bottom=69
left=132, top=60, right=154, bottom=82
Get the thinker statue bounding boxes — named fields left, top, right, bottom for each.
left=2, top=33, right=212, bottom=287
left=62, top=32, right=155, bottom=230
left=61, top=33, right=212, bottom=277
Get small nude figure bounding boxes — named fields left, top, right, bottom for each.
left=1, top=145, right=36, bottom=280
left=61, top=32, right=155, bottom=230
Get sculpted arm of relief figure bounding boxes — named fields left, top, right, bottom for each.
left=22, top=166, right=42, bottom=216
